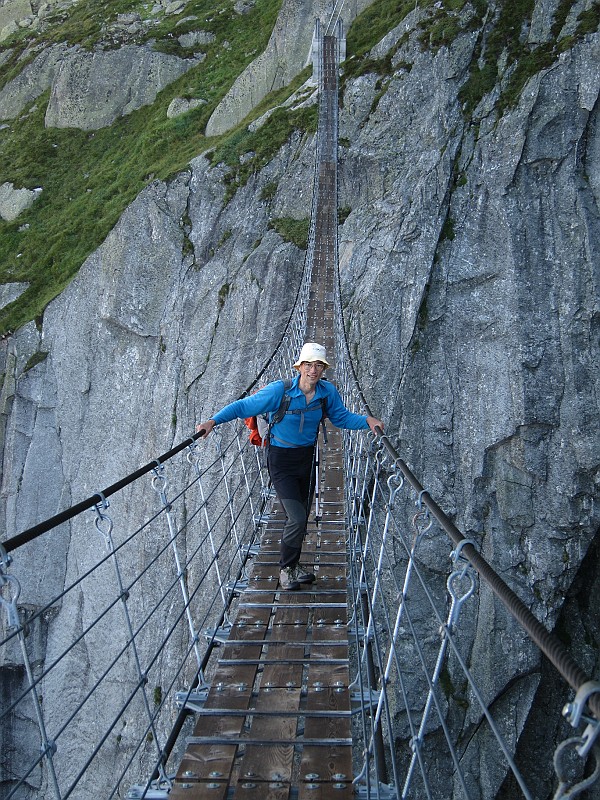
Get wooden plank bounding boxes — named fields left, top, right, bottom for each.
left=230, top=784, right=290, bottom=800
left=261, top=653, right=304, bottom=688
left=304, top=710, right=350, bottom=740
left=235, top=607, right=273, bottom=626
left=175, top=681, right=254, bottom=787
left=191, top=707, right=246, bottom=738
left=243, top=591, right=275, bottom=605
left=248, top=563, right=280, bottom=580
left=272, top=606, right=310, bottom=625
left=176, top=747, right=237, bottom=783
left=228, top=623, right=270, bottom=641
left=311, top=624, right=347, bottom=641
left=311, top=607, right=347, bottom=626
left=307, top=660, right=349, bottom=688
left=236, top=689, right=300, bottom=782
left=169, top=780, right=229, bottom=800
left=303, top=644, right=347, bottom=662
left=219, top=642, right=264, bottom=661
left=248, top=575, right=279, bottom=590
left=298, top=776, right=353, bottom=800
left=205, top=663, right=258, bottom=692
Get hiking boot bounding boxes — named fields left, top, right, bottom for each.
left=296, top=563, right=316, bottom=584
left=279, top=566, right=301, bottom=590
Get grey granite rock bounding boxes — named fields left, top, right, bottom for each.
left=1, top=1, right=599, bottom=795
left=45, top=45, right=196, bottom=130
left=0, top=181, right=41, bottom=220
left=0, top=43, right=196, bottom=129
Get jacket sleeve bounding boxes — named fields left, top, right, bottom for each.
left=211, top=382, right=284, bottom=425
left=323, top=383, right=370, bottom=430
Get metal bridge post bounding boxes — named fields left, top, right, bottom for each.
left=92, top=497, right=170, bottom=789
left=190, top=435, right=231, bottom=624
left=151, top=464, right=203, bottom=668
left=0, top=544, right=62, bottom=799
left=359, top=586, right=389, bottom=785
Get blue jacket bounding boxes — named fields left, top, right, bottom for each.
left=211, top=375, right=369, bottom=447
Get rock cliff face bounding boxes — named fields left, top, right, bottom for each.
left=205, top=0, right=371, bottom=136
left=0, top=43, right=198, bottom=129
left=1, top=0, right=599, bottom=796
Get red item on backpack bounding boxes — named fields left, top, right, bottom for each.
left=244, top=415, right=265, bottom=447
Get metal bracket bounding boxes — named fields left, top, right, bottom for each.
left=350, top=689, right=381, bottom=711
left=347, top=623, right=370, bottom=643
left=562, top=681, right=600, bottom=758
left=355, top=781, right=397, bottom=800
left=126, top=786, right=169, bottom=799
left=204, top=625, right=231, bottom=645
left=225, top=577, right=248, bottom=594
left=175, top=688, right=210, bottom=713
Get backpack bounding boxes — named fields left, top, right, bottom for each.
left=244, top=378, right=328, bottom=447
left=244, top=379, right=293, bottom=447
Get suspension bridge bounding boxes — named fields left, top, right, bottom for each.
left=1, top=18, right=599, bottom=800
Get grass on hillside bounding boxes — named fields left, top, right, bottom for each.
left=207, top=88, right=317, bottom=201
left=1, top=0, right=598, bottom=335
left=0, top=0, right=286, bottom=334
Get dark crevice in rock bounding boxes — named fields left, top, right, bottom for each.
left=496, top=525, right=600, bottom=800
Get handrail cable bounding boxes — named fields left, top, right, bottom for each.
left=333, top=244, right=600, bottom=725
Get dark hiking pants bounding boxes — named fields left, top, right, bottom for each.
left=267, top=444, right=316, bottom=568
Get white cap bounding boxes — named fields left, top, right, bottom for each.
left=293, top=342, right=331, bottom=369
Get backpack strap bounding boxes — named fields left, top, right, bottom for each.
left=270, top=378, right=293, bottom=426
left=266, top=378, right=293, bottom=444
left=268, top=380, right=330, bottom=445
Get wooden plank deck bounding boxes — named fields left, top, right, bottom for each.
left=170, top=429, right=351, bottom=799
left=170, top=32, right=347, bottom=800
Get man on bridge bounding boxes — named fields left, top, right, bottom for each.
left=196, top=343, right=383, bottom=590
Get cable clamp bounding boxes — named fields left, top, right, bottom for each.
left=374, top=446, right=388, bottom=468
left=415, top=489, right=429, bottom=510
left=151, top=459, right=165, bottom=478
left=451, top=538, right=478, bottom=564
left=0, top=542, right=12, bottom=570
left=0, top=569, right=21, bottom=630
left=151, top=462, right=168, bottom=496
left=186, top=442, right=201, bottom=472
left=92, top=492, right=113, bottom=542
left=411, top=508, right=432, bottom=539
left=386, top=470, right=404, bottom=507
left=450, top=538, right=479, bottom=580
left=552, top=737, right=600, bottom=799
left=562, top=681, right=600, bottom=758
left=92, top=491, right=110, bottom=513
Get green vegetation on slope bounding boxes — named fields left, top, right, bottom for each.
left=0, top=0, right=284, bottom=334
left=344, top=0, right=598, bottom=119
left=269, top=217, right=310, bottom=249
left=206, top=87, right=316, bottom=201
left=1, top=0, right=598, bottom=335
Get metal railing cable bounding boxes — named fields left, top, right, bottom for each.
left=333, top=376, right=600, bottom=797
left=331, top=238, right=600, bottom=797
left=0, top=69, right=322, bottom=795
left=0, top=421, right=295, bottom=799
